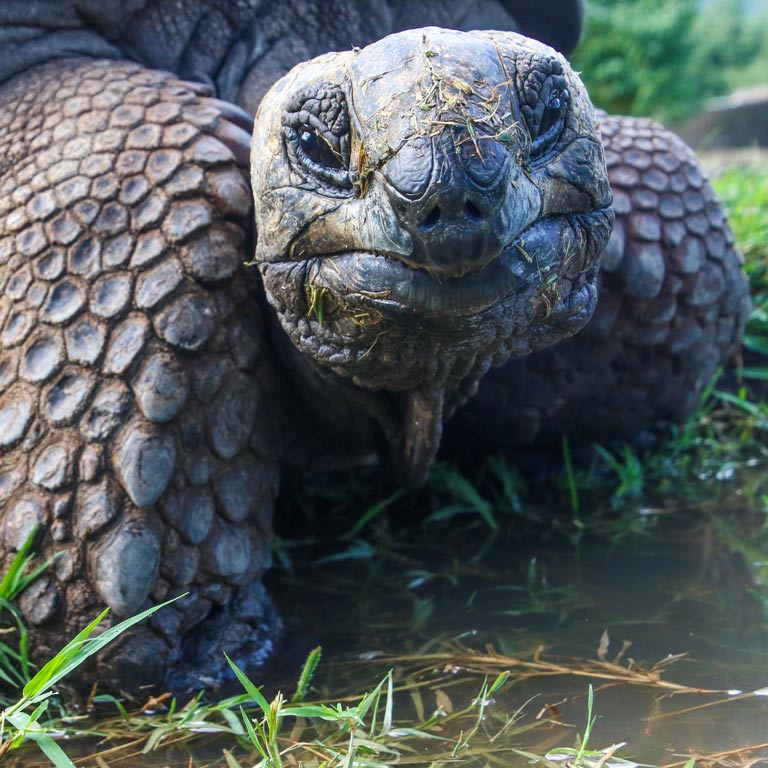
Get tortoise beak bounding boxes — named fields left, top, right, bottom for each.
left=381, top=131, right=512, bottom=279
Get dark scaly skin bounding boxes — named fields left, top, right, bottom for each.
left=0, top=59, right=287, bottom=692
left=449, top=114, right=750, bottom=450
left=0, top=0, right=583, bottom=113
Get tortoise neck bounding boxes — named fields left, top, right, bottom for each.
left=261, top=290, right=388, bottom=470
left=259, top=284, right=489, bottom=487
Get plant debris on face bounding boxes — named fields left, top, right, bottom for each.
left=253, top=28, right=611, bottom=392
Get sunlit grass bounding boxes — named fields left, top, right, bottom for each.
left=713, top=168, right=768, bottom=371
left=712, top=168, right=768, bottom=268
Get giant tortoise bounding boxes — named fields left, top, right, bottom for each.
left=0, top=0, right=749, bottom=691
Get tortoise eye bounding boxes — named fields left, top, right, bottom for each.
left=539, top=91, right=565, bottom=136
left=530, top=86, right=569, bottom=157
left=282, top=87, right=353, bottom=195
left=283, top=123, right=352, bottom=192
left=300, top=128, right=318, bottom=154
left=518, top=66, right=570, bottom=162
left=298, top=127, right=345, bottom=171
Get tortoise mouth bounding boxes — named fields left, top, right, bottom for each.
left=306, top=244, right=524, bottom=318
left=289, top=204, right=612, bottom=318
left=260, top=206, right=612, bottom=350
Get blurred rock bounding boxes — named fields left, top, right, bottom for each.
left=675, top=84, right=768, bottom=150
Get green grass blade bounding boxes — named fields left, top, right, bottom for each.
left=344, top=491, right=403, bottom=540
left=239, top=705, right=270, bottom=760
left=382, top=669, right=394, bottom=736
left=279, top=704, right=339, bottom=719
left=355, top=674, right=388, bottom=725
left=576, top=684, right=595, bottom=763
left=221, top=707, right=246, bottom=735
left=714, top=389, right=762, bottom=416
left=23, top=595, right=184, bottom=701
left=0, top=597, right=31, bottom=685
left=737, top=367, right=768, bottom=381
left=562, top=437, right=580, bottom=517
left=442, top=469, right=498, bottom=532
left=315, top=540, right=375, bottom=565
left=0, top=525, right=60, bottom=613
left=25, top=731, right=77, bottom=768
left=21, top=608, right=109, bottom=700
left=0, top=527, right=38, bottom=602
left=744, top=335, right=768, bottom=356
left=225, top=654, right=272, bottom=715
left=488, top=671, right=510, bottom=697
left=5, top=705, right=77, bottom=768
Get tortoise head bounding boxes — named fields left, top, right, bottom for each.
left=250, top=27, right=612, bottom=485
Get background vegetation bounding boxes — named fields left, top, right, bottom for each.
left=571, top=0, right=768, bottom=122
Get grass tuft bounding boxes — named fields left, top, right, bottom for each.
left=1, top=596, right=183, bottom=764
left=291, top=645, right=322, bottom=703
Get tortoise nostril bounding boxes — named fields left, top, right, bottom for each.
left=420, top=205, right=441, bottom=229
left=464, top=199, right=484, bottom=221
left=412, top=195, right=493, bottom=231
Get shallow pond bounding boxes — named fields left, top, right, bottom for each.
left=7, top=465, right=768, bottom=767
left=265, top=467, right=768, bottom=767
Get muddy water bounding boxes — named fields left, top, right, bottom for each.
left=8, top=469, right=768, bottom=766
left=268, top=469, right=768, bottom=766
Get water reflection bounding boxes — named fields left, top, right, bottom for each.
left=8, top=471, right=768, bottom=766
left=269, top=469, right=768, bottom=765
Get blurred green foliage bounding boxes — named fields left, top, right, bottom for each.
left=571, top=0, right=768, bottom=123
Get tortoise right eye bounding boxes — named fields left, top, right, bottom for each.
left=531, top=86, right=570, bottom=156
left=298, top=126, right=345, bottom=172
left=283, top=123, right=353, bottom=193
left=281, top=87, right=353, bottom=195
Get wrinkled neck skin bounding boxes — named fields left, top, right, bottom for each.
left=263, top=287, right=488, bottom=485
left=262, top=299, right=391, bottom=472
left=251, top=29, right=613, bottom=487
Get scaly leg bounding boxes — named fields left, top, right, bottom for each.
left=0, top=58, right=287, bottom=693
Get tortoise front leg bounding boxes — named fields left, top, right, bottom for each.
left=0, top=58, right=284, bottom=693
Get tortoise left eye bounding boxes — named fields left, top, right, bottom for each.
left=530, top=86, right=570, bottom=157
